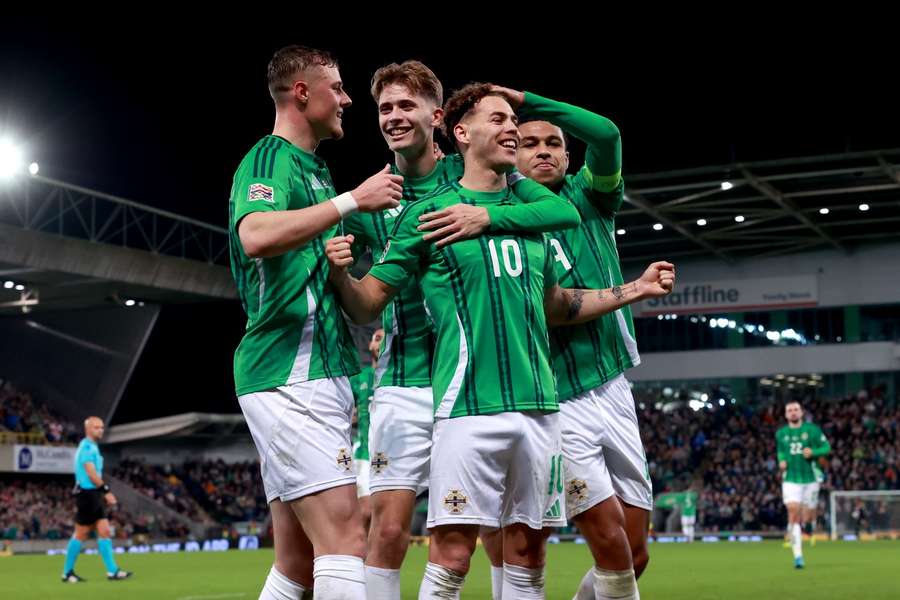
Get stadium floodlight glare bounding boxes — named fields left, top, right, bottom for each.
left=616, top=229, right=626, bottom=236
left=734, top=215, right=745, bottom=223
left=720, top=181, right=733, bottom=191
left=0, top=138, right=24, bottom=179
left=652, top=223, right=663, bottom=231
left=14, top=284, right=25, bottom=291
left=28, top=162, right=39, bottom=176
left=819, top=208, right=830, bottom=215
left=124, top=299, right=136, bottom=307
left=859, top=203, right=870, bottom=211
left=696, top=218, right=707, bottom=226
left=3, top=281, right=13, bottom=289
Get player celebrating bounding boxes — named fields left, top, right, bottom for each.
left=229, top=45, right=404, bottom=599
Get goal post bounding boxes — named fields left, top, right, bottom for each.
left=829, top=490, right=900, bottom=541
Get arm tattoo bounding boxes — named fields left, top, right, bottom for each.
left=596, top=289, right=605, bottom=300
left=566, top=289, right=585, bottom=321
left=612, top=285, right=625, bottom=300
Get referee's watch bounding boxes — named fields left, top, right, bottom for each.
left=101, top=484, right=110, bottom=493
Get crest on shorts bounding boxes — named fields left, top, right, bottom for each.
left=371, top=452, right=389, bottom=475
left=443, top=489, right=468, bottom=514
left=567, top=479, right=588, bottom=503
left=248, top=183, right=274, bottom=203
left=337, top=448, right=353, bottom=471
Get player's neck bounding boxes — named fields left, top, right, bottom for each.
left=272, top=112, right=320, bottom=155
left=788, top=421, right=802, bottom=428
left=459, top=159, right=506, bottom=192
left=394, top=142, right=437, bottom=179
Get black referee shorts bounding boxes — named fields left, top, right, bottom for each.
left=74, top=488, right=106, bottom=526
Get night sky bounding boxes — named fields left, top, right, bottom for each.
left=2, top=21, right=896, bottom=423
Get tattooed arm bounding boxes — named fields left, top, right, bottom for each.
left=544, top=261, right=675, bottom=326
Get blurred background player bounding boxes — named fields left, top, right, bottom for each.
left=776, top=401, right=830, bottom=568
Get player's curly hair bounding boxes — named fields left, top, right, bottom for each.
left=441, top=82, right=503, bottom=149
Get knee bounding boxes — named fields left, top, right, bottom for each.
left=372, top=518, right=409, bottom=550
left=503, top=532, right=547, bottom=569
left=585, top=519, right=627, bottom=548
left=433, top=543, right=473, bottom=575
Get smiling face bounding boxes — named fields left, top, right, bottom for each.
left=377, top=83, right=442, bottom=157
left=454, top=94, right=520, bottom=173
left=516, top=120, right=570, bottom=187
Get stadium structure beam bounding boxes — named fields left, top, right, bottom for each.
left=740, top=168, right=845, bottom=252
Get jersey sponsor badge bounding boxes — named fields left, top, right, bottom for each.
left=248, top=183, right=275, bottom=203
left=310, top=174, right=327, bottom=190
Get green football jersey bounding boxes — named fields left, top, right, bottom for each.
left=228, top=135, right=359, bottom=396
left=344, top=154, right=581, bottom=390
left=656, top=490, right=698, bottom=517
left=776, top=422, right=830, bottom=484
left=369, top=182, right=560, bottom=418
left=343, top=156, right=464, bottom=389
left=520, top=92, right=640, bottom=401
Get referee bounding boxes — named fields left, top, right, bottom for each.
left=62, top=416, right=132, bottom=583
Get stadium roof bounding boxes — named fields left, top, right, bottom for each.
left=617, top=148, right=900, bottom=265
left=105, top=413, right=246, bottom=444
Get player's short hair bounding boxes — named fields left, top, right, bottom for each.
left=370, top=61, right=443, bottom=107
left=267, top=45, right=338, bottom=100
left=442, top=82, right=502, bottom=149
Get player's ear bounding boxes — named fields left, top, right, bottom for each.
left=431, top=107, right=444, bottom=129
left=454, top=122, right=469, bottom=147
left=293, top=80, right=310, bottom=105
